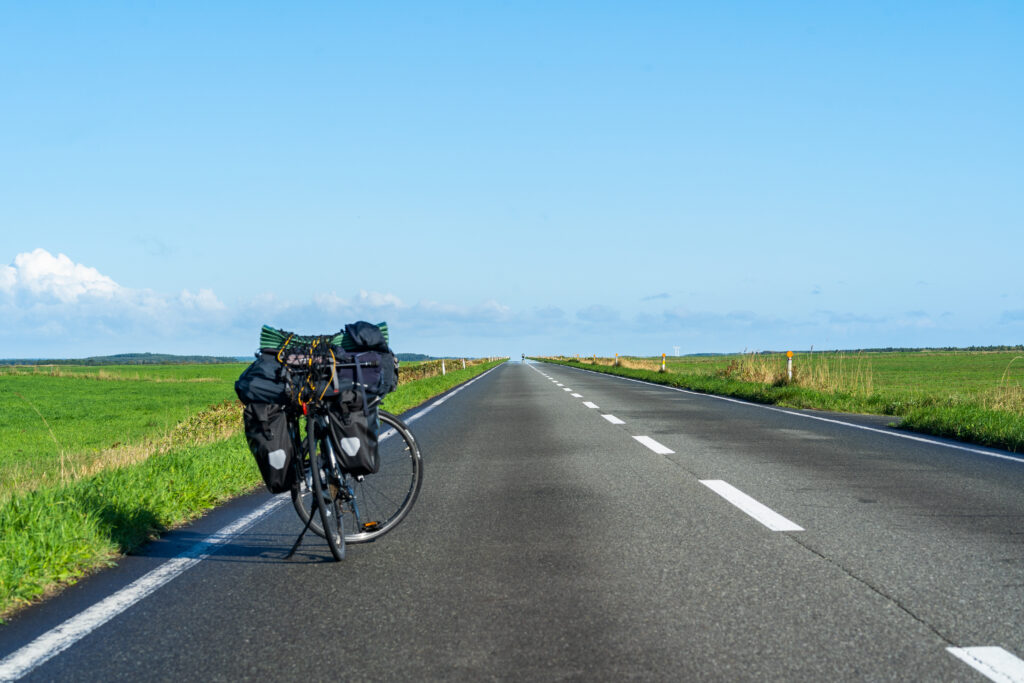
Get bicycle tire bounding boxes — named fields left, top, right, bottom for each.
left=291, top=409, right=423, bottom=544
left=307, top=423, right=346, bottom=561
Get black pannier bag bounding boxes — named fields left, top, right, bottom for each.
left=332, top=350, right=397, bottom=400
left=325, top=393, right=380, bottom=477
left=234, top=351, right=289, bottom=405
left=344, top=321, right=390, bottom=352
left=236, top=321, right=397, bottom=484
left=242, top=402, right=296, bottom=493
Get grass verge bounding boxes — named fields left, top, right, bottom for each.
left=383, top=359, right=505, bottom=414
left=535, top=358, right=1024, bottom=454
left=0, top=359, right=506, bottom=622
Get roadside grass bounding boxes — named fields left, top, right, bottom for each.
left=383, top=359, right=505, bottom=414
left=0, top=358, right=500, bottom=499
left=0, top=436, right=259, bottom=619
left=0, top=358, right=505, bottom=621
left=0, top=375, right=238, bottom=498
left=537, top=353, right=1024, bottom=453
left=0, top=363, right=247, bottom=382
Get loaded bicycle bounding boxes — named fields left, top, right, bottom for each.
left=236, top=322, right=423, bottom=561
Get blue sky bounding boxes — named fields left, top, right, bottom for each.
left=2, top=2, right=1021, bottom=358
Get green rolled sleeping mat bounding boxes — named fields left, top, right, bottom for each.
left=259, top=322, right=389, bottom=352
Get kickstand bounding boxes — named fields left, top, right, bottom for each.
left=285, top=499, right=319, bottom=559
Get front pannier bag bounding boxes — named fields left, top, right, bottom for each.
left=242, top=403, right=296, bottom=493
left=326, top=396, right=380, bottom=477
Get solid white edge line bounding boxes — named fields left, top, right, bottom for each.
left=546, top=362, right=1024, bottom=466
left=0, top=363, right=504, bottom=682
left=406, top=364, right=500, bottom=423
left=582, top=402, right=600, bottom=409
left=948, top=647, right=1024, bottom=683
left=0, top=497, right=289, bottom=681
left=633, top=435, right=674, bottom=454
left=700, top=480, right=804, bottom=532
left=602, top=414, right=625, bottom=425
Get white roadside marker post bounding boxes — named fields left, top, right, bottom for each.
left=661, top=353, right=666, bottom=372
left=787, top=350, right=793, bottom=381
left=442, top=359, right=446, bottom=376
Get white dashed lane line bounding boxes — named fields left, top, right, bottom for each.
left=535, top=362, right=1024, bottom=677
left=562, top=388, right=572, bottom=392
left=700, top=480, right=804, bottom=532
left=947, top=647, right=1024, bottom=683
left=632, top=435, right=674, bottom=454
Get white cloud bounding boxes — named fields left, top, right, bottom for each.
left=0, top=265, right=15, bottom=293
left=480, top=299, right=511, bottom=316
left=0, top=249, right=236, bottom=356
left=7, top=248, right=121, bottom=302
left=180, top=288, right=226, bottom=311
left=313, top=292, right=351, bottom=311
left=359, top=290, right=404, bottom=308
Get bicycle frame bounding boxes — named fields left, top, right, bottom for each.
left=279, top=346, right=420, bottom=560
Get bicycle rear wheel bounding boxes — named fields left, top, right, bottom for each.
left=307, top=424, right=345, bottom=561
left=291, top=410, right=422, bottom=544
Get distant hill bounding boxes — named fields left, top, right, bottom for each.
left=2, top=352, right=447, bottom=365
left=393, top=353, right=481, bottom=361
left=396, top=353, right=434, bottom=362
left=0, top=353, right=241, bottom=366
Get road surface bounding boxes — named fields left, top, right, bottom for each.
left=3, top=360, right=1024, bottom=681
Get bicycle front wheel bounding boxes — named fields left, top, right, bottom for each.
left=340, top=410, right=423, bottom=543
left=307, top=424, right=345, bottom=561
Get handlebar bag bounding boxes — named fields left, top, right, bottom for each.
left=242, top=402, right=296, bottom=493
left=325, top=395, right=380, bottom=477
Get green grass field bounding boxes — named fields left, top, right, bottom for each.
left=0, top=358, right=505, bottom=620
left=0, top=369, right=242, bottom=498
left=0, top=363, right=246, bottom=382
left=544, top=350, right=1024, bottom=453
left=657, top=350, right=1024, bottom=401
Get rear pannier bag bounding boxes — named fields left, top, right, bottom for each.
left=243, top=403, right=296, bottom=493
left=325, top=397, right=380, bottom=477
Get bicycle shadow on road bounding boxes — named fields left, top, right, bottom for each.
left=130, top=528, right=348, bottom=565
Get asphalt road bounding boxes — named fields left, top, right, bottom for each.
left=3, top=360, right=1024, bottom=681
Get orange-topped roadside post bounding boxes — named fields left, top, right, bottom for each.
left=787, top=350, right=794, bottom=381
